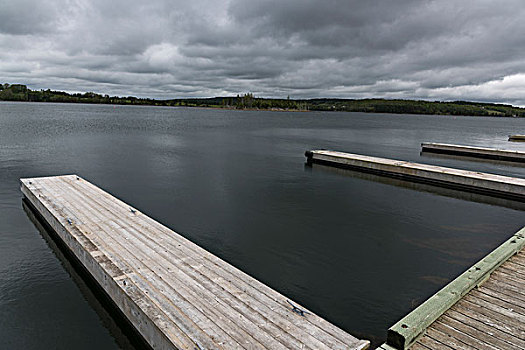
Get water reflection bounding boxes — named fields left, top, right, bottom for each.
left=306, top=161, right=525, bottom=272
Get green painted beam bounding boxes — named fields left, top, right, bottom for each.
left=387, top=227, right=525, bottom=349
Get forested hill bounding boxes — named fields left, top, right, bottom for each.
left=1, top=83, right=524, bottom=117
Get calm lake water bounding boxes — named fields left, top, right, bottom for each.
left=1, top=101, right=525, bottom=348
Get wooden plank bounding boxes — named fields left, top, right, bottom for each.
left=414, top=333, right=453, bottom=350
left=433, top=315, right=501, bottom=350
left=410, top=343, right=431, bottom=350
left=423, top=327, right=473, bottom=350
left=498, top=261, right=525, bottom=278
left=506, top=256, right=525, bottom=270
left=461, top=294, right=525, bottom=326
left=454, top=299, right=525, bottom=336
left=21, top=175, right=370, bottom=350
left=487, top=271, right=525, bottom=296
left=480, top=282, right=525, bottom=305
left=492, top=266, right=525, bottom=287
left=473, top=289, right=525, bottom=317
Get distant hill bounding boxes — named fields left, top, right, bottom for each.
left=1, top=83, right=524, bottom=117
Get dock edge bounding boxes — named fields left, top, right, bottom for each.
left=20, top=174, right=371, bottom=350
left=20, top=176, right=173, bottom=349
left=386, top=227, right=525, bottom=349
left=421, top=142, right=525, bottom=162
left=304, top=149, right=525, bottom=201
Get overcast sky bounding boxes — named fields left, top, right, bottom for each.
left=2, top=0, right=525, bottom=104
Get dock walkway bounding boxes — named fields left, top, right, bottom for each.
left=21, top=175, right=369, bottom=350
left=305, top=150, right=525, bottom=201
left=410, top=249, right=525, bottom=350
left=509, top=135, right=525, bottom=141
left=380, top=228, right=525, bottom=350
left=421, top=142, right=525, bottom=162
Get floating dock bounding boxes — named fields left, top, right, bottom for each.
left=509, top=135, right=525, bottom=141
left=305, top=150, right=525, bottom=201
left=421, top=142, right=525, bottom=162
left=21, top=175, right=370, bottom=350
left=379, top=227, right=525, bottom=350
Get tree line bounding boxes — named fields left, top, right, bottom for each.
left=1, top=83, right=524, bottom=117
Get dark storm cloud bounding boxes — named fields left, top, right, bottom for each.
left=0, top=0, right=65, bottom=35
left=2, top=0, right=525, bottom=104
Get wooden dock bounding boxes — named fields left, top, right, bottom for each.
left=421, top=142, right=525, bottom=162
left=305, top=150, right=525, bottom=201
left=509, top=135, right=525, bottom=141
left=21, top=175, right=370, bottom=350
left=379, top=227, right=525, bottom=350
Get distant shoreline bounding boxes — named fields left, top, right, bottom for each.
left=6, top=100, right=525, bottom=119
left=0, top=99, right=311, bottom=113
left=194, top=105, right=310, bottom=112
left=1, top=83, right=524, bottom=117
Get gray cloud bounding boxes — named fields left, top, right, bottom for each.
left=0, top=0, right=67, bottom=35
left=2, top=0, right=525, bottom=104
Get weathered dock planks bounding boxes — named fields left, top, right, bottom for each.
left=407, top=233, right=525, bottom=350
left=421, top=142, right=525, bottom=162
left=382, top=227, right=525, bottom=349
left=305, top=150, right=525, bottom=201
left=20, top=175, right=370, bottom=350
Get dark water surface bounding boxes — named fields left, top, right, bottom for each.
left=1, top=101, right=525, bottom=348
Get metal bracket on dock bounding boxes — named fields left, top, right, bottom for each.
left=286, top=300, right=309, bottom=317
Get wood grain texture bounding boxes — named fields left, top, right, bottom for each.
left=21, top=175, right=369, bottom=350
